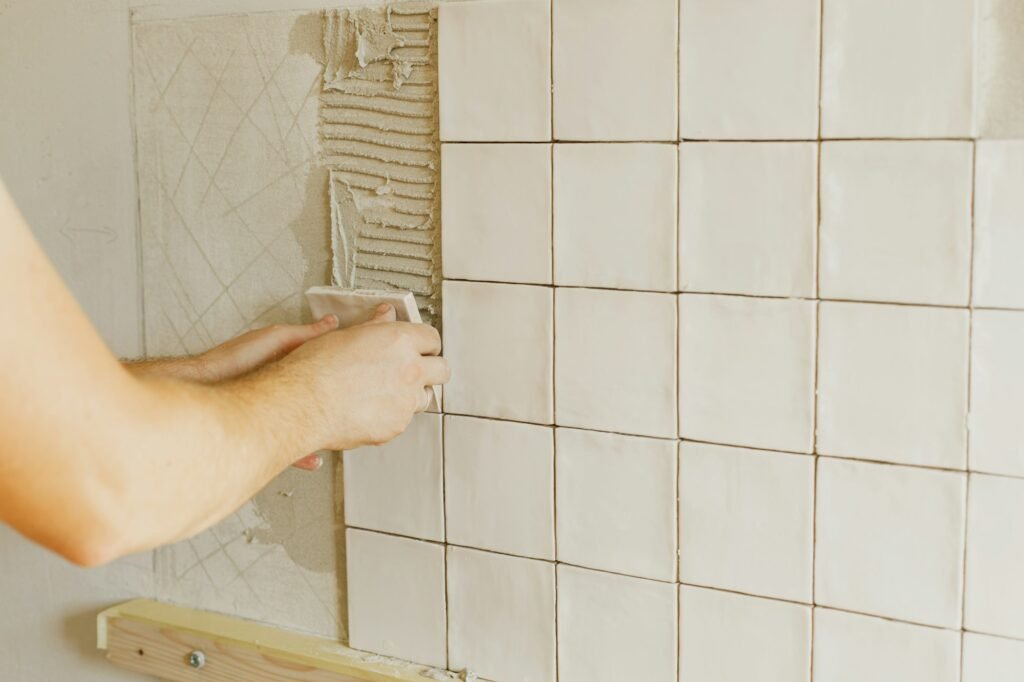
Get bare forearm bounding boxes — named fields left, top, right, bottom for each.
left=0, top=179, right=324, bottom=564
left=76, top=368, right=324, bottom=559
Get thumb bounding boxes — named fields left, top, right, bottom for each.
left=367, top=303, right=397, bottom=324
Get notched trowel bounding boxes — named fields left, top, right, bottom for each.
left=305, top=286, right=441, bottom=412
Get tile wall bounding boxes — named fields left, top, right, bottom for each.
left=344, top=0, right=1024, bottom=680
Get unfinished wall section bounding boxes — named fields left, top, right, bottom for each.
left=321, top=4, right=441, bottom=325
left=133, top=11, right=343, bottom=638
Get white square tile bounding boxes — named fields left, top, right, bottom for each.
left=820, top=0, right=974, bottom=137
left=679, top=442, right=814, bottom=602
left=965, top=474, right=1024, bottom=639
left=678, top=586, right=811, bottom=682
left=441, top=143, right=552, bottom=285
left=679, top=142, right=817, bottom=297
left=346, top=530, right=446, bottom=668
left=553, top=0, right=676, bottom=141
left=343, top=413, right=444, bottom=542
left=447, top=546, right=555, bottom=682
left=974, top=141, right=1024, bottom=308
left=963, top=632, right=1024, bottom=682
left=679, top=0, right=819, bottom=139
left=820, top=141, right=973, bottom=306
left=557, top=565, right=677, bottom=682
left=553, top=144, right=677, bottom=291
left=970, top=311, right=1024, bottom=477
left=812, top=608, right=961, bottom=682
left=438, top=0, right=551, bottom=142
left=444, top=415, right=554, bottom=560
left=678, top=294, right=816, bottom=453
left=975, top=0, right=1024, bottom=138
left=443, top=281, right=553, bottom=424
left=815, top=458, right=967, bottom=629
left=556, top=428, right=677, bottom=581
left=817, top=302, right=969, bottom=469
left=555, top=288, right=677, bottom=438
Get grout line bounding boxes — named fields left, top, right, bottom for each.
left=443, top=137, right=979, bottom=144
left=815, top=603, right=965, bottom=634
left=962, top=627, right=1024, bottom=644
left=439, top=414, right=451, bottom=667
left=960, top=139, right=979, bottom=679
left=814, top=452, right=970, bottom=476
left=444, top=276, right=990, bottom=311
left=686, top=137, right=979, bottom=143
left=811, top=11, right=824, bottom=668
left=440, top=411, right=990, bottom=477
left=548, top=4, right=558, bottom=676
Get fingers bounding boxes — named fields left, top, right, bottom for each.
left=292, top=453, right=324, bottom=471
left=405, top=323, right=443, bottom=356
left=415, top=386, right=433, bottom=413
left=248, top=315, right=340, bottom=364
left=419, top=356, right=451, bottom=387
left=284, top=314, right=339, bottom=347
left=367, top=304, right=397, bottom=324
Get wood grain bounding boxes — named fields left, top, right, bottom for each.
left=98, top=600, right=438, bottom=682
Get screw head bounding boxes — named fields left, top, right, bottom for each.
left=188, top=650, right=206, bottom=669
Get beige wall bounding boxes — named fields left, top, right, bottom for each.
left=0, top=0, right=153, bottom=679
left=0, top=1, right=365, bottom=677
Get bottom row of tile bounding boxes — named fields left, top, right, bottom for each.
left=346, top=529, right=1022, bottom=682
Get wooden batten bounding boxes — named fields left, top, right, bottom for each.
left=97, top=600, right=444, bottom=682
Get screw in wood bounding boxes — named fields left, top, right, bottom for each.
left=188, top=650, right=206, bottom=669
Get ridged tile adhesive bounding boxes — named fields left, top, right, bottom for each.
left=320, top=5, right=442, bottom=326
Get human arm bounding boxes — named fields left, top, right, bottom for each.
left=0, top=179, right=448, bottom=566
left=122, top=315, right=341, bottom=384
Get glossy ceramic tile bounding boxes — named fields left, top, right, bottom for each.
left=974, top=141, right=1024, bottom=308
left=812, top=608, right=960, bottom=682
left=679, top=0, right=819, bottom=139
left=346, top=530, right=446, bottom=668
left=556, top=428, right=677, bottom=581
left=970, top=311, right=1024, bottom=477
left=441, top=143, right=552, bottom=285
left=815, top=458, right=967, bottom=629
left=963, top=632, right=1024, bottom=682
left=343, top=413, right=443, bottom=542
left=678, top=586, right=811, bottom=682
left=965, top=474, right=1024, bottom=639
left=554, top=143, right=677, bottom=291
left=679, top=142, right=817, bottom=298
left=679, top=294, right=816, bottom=453
left=820, top=141, right=973, bottom=307
left=817, top=302, right=969, bottom=469
left=444, top=415, right=554, bottom=560
left=679, top=442, right=814, bottom=602
left=446, top=546, right=556, bottom=682
left=820, top=0, right=974, bottom=137
left=555, top=288, right=677, bottom=438
left=442, top=281, right=553, bottom=424
left=557, top=565, right=677, bottom=682
left=438, top=0, right=551, bottom=141
left=553, top=0, right=677, bottom=140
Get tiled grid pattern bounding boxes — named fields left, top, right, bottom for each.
left=344, top=0, right=1024, bottom=680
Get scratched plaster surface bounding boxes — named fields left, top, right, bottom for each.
left=133, top=12, right=344, bottom=637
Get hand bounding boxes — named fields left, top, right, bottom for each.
left=195, top=315, right=340, bottom=384
left=275, top=304, right=450, bottom=451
